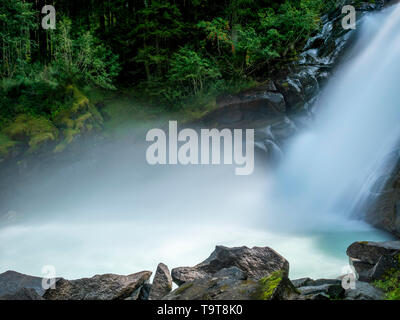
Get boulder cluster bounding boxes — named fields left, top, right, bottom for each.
left=1, top=241, right=398, bottom=300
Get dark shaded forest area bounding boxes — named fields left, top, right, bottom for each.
left=0, top=0, right=337, bottom=156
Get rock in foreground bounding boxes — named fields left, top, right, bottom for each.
left=0, top=288, right=44, bottom=300
left=148, top=263, right=173, bottom=300
left=43, top=271, right=152, bottom=300
left=0, top=270, right=45, bottom=297
left=171, top=245, right=289, bottom=286
left=167, top=246, right=296, bottom=300
left=165, top=270, right=298, bottom=300
left=346, top=241, right=400, bottom=281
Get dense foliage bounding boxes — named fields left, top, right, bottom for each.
left=0, top=0, right=339, bottom=112
left=0, top=0, right=343, bottom=157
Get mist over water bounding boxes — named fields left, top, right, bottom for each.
left=1, top=6, right=399, bottom=280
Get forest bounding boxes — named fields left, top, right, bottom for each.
left=0, top=0, right=337, bottom=155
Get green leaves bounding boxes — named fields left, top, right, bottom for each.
left=168, top=46, right=221, bottom=96
left=51, top=17, right=120, bottom=89
left=0, top=0, right=338, bottom=111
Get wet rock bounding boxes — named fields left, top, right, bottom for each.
left=0, top=288, right=44, bottom=300
left=344, top=281, right=384, bottom=300
left=0, top=270, right=45, bottom=297
left=165, top=270, right=297, bottom=300
left=214, top=267, right=247, bottom=280
left=347, top=241, right=400, bottom=265
left=292, top=278, right=341, bottom=288
left=297, top=283, right=344, bottom=299
left=138, top=283, right=152, bottom=300
left=148, top=263, right=173, bottom=300
left=368, top=253, right=400, bottom=281
left=171, top=245, right=289, bottom=286
left=275, top=78, right=305, bottom=112
left=293, top=278, right=345, bottom=300
left=306, top=293, right=331, bottom=300
left=268, top=117, right=298, bottom=145
left=292, top=277, right=313, bottom=288
left=297, top=284, right=344, bottom=298
left=200, top=84, right=286, bottom=129
left=43, top=271, right=152, bottom=300
left=349, top=258, right=374, bottom=281
left=346, top=241, right=400, bottom=282
left=364, top=150, right=400, bottom=237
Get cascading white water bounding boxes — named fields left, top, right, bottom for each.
left=264, top=4, right=400, bottom=231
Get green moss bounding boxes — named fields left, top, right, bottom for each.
left=174, top=282, right=194, bottom=295
left=53, top=85, right=103, bottom=152
left=0, top=133, right=18, bottom=157
left=3, top=114, right=58, bottom=153
left=253, top=270, right=284, bottom=300
left=373, top=254, right=400, bottom=300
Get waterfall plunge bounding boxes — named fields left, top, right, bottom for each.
left=265, top=4, right=400, bottom=232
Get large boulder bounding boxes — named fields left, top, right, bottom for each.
left=293, top=279, right=344, bottom=300
left=165, top=270, right=297, bottom=300
left=148, top=263, right=173, bottom=300
left=200, top=82, right=286, bottom=129
left=346, top=241, right=400, bottom=281
left=167, top=246, right=295, bottom=300
left=347, top=241, right=400, bottom=265
left=369, top=253, right=400, bottom=281
left=344, top=281, right=384, bottom=300
left=0, top=288, right=44, bottom=300
left=171, top=245, right=289, bottom=286
left=0, top=270, right=45, bottom=297
left=43, top=271, right=152, bottom=300
left=297, top=283, right=344, bottom=299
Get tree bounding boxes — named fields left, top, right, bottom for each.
left=51, top=18, right=120, bottom=89
left=168, top=46, right=221, bottom=96
left=0, top=0, right=36, bottom=78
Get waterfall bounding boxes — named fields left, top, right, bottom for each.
left=265, top=4, right=400, bottom=231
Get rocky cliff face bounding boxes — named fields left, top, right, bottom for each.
left=364, top=151, right=400, bottom=237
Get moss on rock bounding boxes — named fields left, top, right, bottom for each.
left=3, top=114, right=58, bottom=154
left=53, top=85, right=103, bottom=153
left=0, top=133, right=19, bottom=158
left=253, top=270, right=284, bottom=300
left=373, top=254, right=400, bottom=300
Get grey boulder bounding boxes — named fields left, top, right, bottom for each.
left=148, top=263, right=173, bottom=300
left=0, top=270, right=45, bottom=297
left=346, top=241, right=400, bottom=281
left=0, top=287, right=44, bottom=300
left=171, top=245, right=289, bottom=286
left=43, top=271, right=152, bottom=300
left=345, top=281, right=384, bottom=300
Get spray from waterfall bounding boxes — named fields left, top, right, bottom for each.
left=265, top=4, right=400, bottom=231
